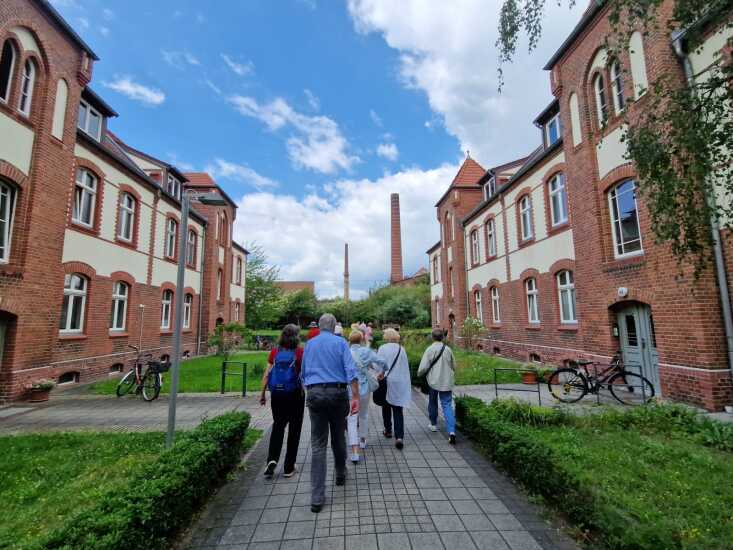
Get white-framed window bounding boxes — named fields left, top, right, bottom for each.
left=609, top=179, right=643, bottom=257
left=470, top=230, right=480, bottom=265
left=548, top=173, right=568, bottom=226
left=60, top=273, right=87, bottom=333
left=449, top=267, right=455, bottom=298
left=17, top=59, right=35, bottom=116
left=435, top=298, right=441, bottom=324
left=217, top=269, right=223, bottom=301
left=234, top=302, right=240, bottom=322
left=491, top=286, right=500, bottom=323
left=77, top=100, right=102, bottom=140
left=219, top=214, right=228, bottom=244
left=450, top=213, right=455, bottom=241
left=432, top=256, right=439, bottom=283
left=594, top=73, right=608, bottom=125
left=72, top=168, right=97, bottom=228
left=484, top=177, right=496, bottom=201
left=236, top=257, right=243, bottom=284
left=545, top=113, right=561, bottom=145
left=610, top=60, right=625, bottom=114
left=0, top=181, right=16, bottom=263
left=519, top=195, right=533, bottom=241
left=0, top=40, right=16, bottom=103
left=110, top=281, right=128, bottom=331
left=186, top=229, right=197, bottom=266
left=183, top=293, right=193, bottom=329
left=525, top=277, right=539, bottom=323
left=485, top=218, right=496, bottom=258
left=161, top=289, right=173, bottom=329
left=557, top=270, right=577, bottom=323
left=118, top=193, right=135, bottom=242
left=474, top=291, right=483, bottom=323
left=165, top=218, right=177, bottom=259
left=167, top=174, right=181, bottom=201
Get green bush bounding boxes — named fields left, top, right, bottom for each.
left=43, top=412, right=251, bottom=550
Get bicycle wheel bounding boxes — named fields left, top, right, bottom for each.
left=141, top=371, right=161, bottom=401
left=116, top=369, right=137, bottom=397
left=547, top=368, right=588, bottom=403
left=608, top=372, right=655, bottom=405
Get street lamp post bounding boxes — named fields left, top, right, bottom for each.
left=166, top=190, right=228, bottom=449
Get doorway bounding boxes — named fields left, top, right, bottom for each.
left=616, top=303, right=661, bottom=394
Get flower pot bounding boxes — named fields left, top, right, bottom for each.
left=521, top=372, right=538, bottom=385
left=29, top=388, right=51, bottom=403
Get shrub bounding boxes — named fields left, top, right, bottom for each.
left=43, top=412, right=251, bottom=550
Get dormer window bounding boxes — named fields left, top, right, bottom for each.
left=78, top=100, right=102, bottom=140
left=167, top=174, right=181, bottom=200
left=484, top=177, right=496, bottom=201
left=545, top=113, right=561, bottom=146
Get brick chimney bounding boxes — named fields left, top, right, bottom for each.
left=344, top=242, right=350, bottom=302
left=390, top=193, right=403, bottom=283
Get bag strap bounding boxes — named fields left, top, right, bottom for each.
left=385, top=347, right=402, bottom=379
left=423, top=344, right=446, bottom=378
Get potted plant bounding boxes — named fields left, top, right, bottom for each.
left=28, top=379, right=55, bottom=402
left=521, top=365, right=538, bottom=385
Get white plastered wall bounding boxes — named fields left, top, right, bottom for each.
left=596, top=126, right=627, bottom=180
left=0, top=112, right=34, bottom=174
left=9, top=27, right=40, bottom=55
left=51, top=79, right=68, bottom=140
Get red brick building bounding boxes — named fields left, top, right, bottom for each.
left=429, top=2, right=733, bottom=410
left=0, top=0, right=247, bottom=401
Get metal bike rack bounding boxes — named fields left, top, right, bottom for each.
left=493, top=368, right=542, bottom=406
left=220, top=361, right=248, bottom=397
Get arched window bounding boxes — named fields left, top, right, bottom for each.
left=435, top=298, right=441, bottom=324
left=236, top=256, right=243, bottom=284
left=548, top=174, right=568, bottom=226
left=183, top=293, right=193, bottom=329
left=186, top=229, right=197, bottom=266
left=0, top=40, right=16, bottom=102
left=525, top=277, right=539, bottom=323
left=72, top=168, right=97, bottom=228
left=17, top=59, right=35, bottom=116
left=161, top=289, right=173, bottom=329
left=60, top=273, right=87, bottom=333
left=557, top=270, right=577, bottom=323
left=165, top=218, right=177, bottom=258
left=485, top=218, right=496, bottom=258
left=470, top=229, right=480, bottom=265
left=432, top=256, right=440, bottom=283
left=117, top=193, right=135, bottom=242
left=490, top=286, right=500, bottom=323
left=110, top=281, right=129, bottom=331
left=608, top=179, right=643, bottom=257
left=449, top=267, right=455, bottom=298
left=0, top=181, right=17, bottom=263
left=234, top=302, right=241, bottom=322
left=594, top=73, right=608, bottom=125
left=610, top=60, right=625, bottom=114
left=519, top=195, right=533, bottom=241
left=216, top=269, right=223, bottom=301
left=474, top=290, right=483, bottom=323
left=219, top=213, right=228, bottom=244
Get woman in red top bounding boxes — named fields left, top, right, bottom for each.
left=260, top=324, right=305, bottom=477
left=307, top=321, right=320, bottom=340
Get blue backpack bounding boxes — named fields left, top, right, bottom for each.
left=268, top=349, right=300, bottom=394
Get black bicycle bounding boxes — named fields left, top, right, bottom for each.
left=547, top=352, right=655, bottom=405
left=116, top=345, right=170, bottom=401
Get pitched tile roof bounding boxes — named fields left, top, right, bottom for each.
left=451, top=157, right=486, bottom=187
left=184, top=172, right=216, bottom=187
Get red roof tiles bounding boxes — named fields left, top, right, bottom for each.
left=451, top=157, right=486, bottom=187
left=184, top=172, right=216, bottom=187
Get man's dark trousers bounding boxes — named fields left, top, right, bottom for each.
left=306, top=385, right=349, bottom=506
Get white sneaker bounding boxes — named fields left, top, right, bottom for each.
left=351, top=453, right=360, bottom=463
left=428, top=424, right=438, bottom=432
left=359, top=440, right=367, bottom=450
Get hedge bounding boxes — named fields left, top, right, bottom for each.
left=42, top=412, right=251, bottom=550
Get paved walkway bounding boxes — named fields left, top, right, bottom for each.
left=185, top=392, right=576, bottom=550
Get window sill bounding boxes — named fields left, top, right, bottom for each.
left=557, top=324, right=579, bottom=332
left=517, top=237, right=535, bottom=249
left=525, top=324, right=541, bottom=331
left=160, top=330, right=173, bottom=335
left=490, top=323, right=502, bottom=329
left=69, top=223, right=100, bottom=238
left=485, top=254, right=498, bottom=263
left=115, top=238, right=137, bottom=251
left=0, top=101, right=35, bottom=131
left=109, top=331, right=129, bottom=338
left=58, top=333, right=88, bottom=341
left=547, top=222, right=570, bottom=236
left=163, top=256, right=178, bottom=265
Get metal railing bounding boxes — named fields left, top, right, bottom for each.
left=493, top=367, right=543, bottom=405
left=220, top=361, right=248, bottom=396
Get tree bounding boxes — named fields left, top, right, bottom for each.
left=244, top=244, right=284, bottom=329
left=208, top=322, right=248, bottom=357
left=496, top=0, right=733, bottom=272
left=281, top=289, right=318, bottom=326
left=460, top=316, right=484, bottom=350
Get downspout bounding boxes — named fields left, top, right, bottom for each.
left=672, top=31, right=733, bottom=394
left=196, top=226, right=206, bottom=356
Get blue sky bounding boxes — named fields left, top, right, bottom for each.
left=51, top=0, right=583, bottom=298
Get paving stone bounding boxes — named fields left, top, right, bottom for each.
left=377, top=532, right=410, bottom=550
left=260, top=507, right=291, bottom=524
left=313, top=536, right=345, bottom=550
left=284, top=520, right=316, bottom=540
left=460, top=514, right=494, bottom=531
left=248, top=542, right=280, bottom=550
left=219, top=524, right=256, bottom=545
left=251, top=522, right=286, bottom=542
left=283, top=539, right=313, bottom=550
left=440, top=532, right=478, bottom=550
left=487, top=515, right=524, bottom=532
left=470, top=532, right=510, bottom=550
left=409, top=532, right=446, bottom=550
left=500, top=532, right=544, bottom=550
left=432, top=514, right=466, bottom=532
left=425, top=500, right=456, bottom=514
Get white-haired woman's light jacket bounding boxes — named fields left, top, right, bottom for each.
left=377, top=342, right=411, bottom=408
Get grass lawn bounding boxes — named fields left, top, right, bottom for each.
left=453, top=348, right=523, bottom=384
left=90, top=352, right=270, bottom=395
left=0, top=428, right=262, bottom=549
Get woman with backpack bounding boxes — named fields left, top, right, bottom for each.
left=259, top=324, right=305, bottom=477
left=376, top=328, right=411, bottom=449
left=347, top=329, right=387, bottom=463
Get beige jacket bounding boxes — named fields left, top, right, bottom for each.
left=417, top=342, right=455, bottom=391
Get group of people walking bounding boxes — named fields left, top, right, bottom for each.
left=258, top=315, right=456, bottom=513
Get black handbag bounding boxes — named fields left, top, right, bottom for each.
left=419, top=344, right=446, bottom=395
left=373, top=348, right=401, bottom=407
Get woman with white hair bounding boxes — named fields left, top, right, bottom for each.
left=347, top=329, right=387, bottom=462
left=377, top=328, right=411, bottom=449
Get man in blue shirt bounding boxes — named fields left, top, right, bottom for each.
left=302, top=313, right=359, bottom=513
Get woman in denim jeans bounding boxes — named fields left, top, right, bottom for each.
left=417, top=328, right=457, bottom=445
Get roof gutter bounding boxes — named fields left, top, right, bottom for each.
left=672, top=29, right=733, bottom=399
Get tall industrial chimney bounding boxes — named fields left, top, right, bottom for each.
left=390, top=193, right=403, bottom=283
left=344, top=242, right=350, bottom=302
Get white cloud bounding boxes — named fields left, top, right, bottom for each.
left=298, top=0, right=317, bottom=9
left=102, top=8, right=115, bottom=20
left=77, top=17, right=89, bottom=29
left=204, top=78, right=222, bottom=95
left=162, top=50, right=200, bottom=69
left=221, top=54, right=254, bottom=77
left=100, top=26, right=110, bottom=37
left=196, top=13, right=206, bottom=24
left=205, top=159, right=279, bottom=191
left=233, top=164, right=455, bottom=298
left=103, top=76, right=165, bottom=106
left=376, top=142, right=399, bottom=161
left=369, top=109, right=383, bottom=127
left=228, top=95, right=360, bottom=174
left=347, top=0, right=583, bottom=165
left=304, top=89, right=320, bottom=111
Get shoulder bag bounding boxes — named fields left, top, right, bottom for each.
left=372, top=347, right=401, bottom=407
left=419, top=344, right=446, bottom=395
